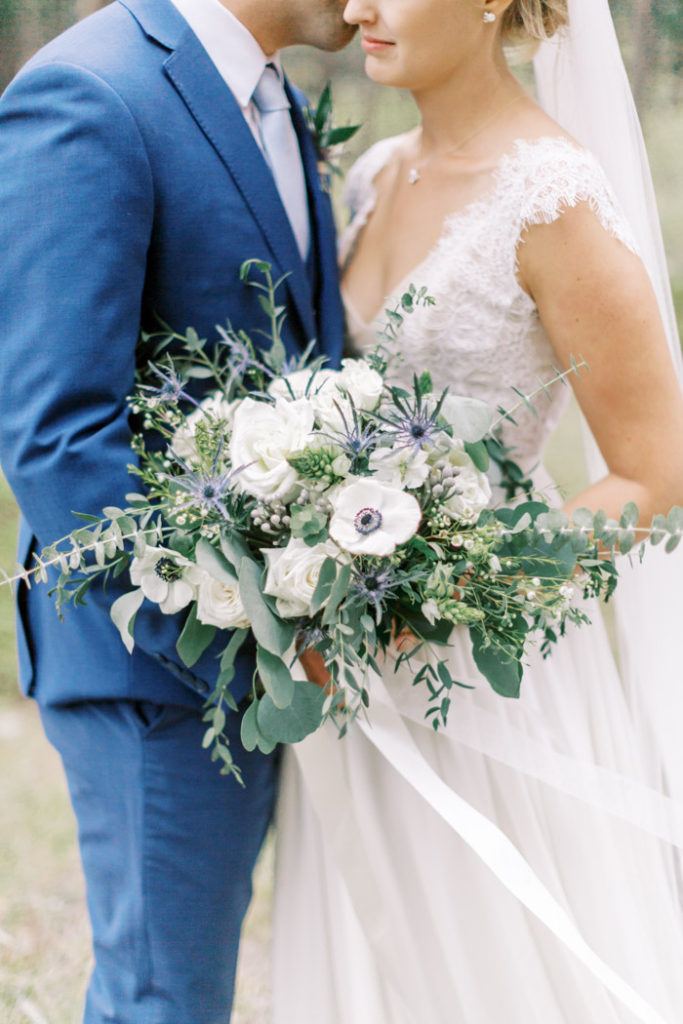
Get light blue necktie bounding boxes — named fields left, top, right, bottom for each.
left=252, top=64, right=310, bottom=260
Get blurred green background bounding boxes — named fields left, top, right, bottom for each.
left=0, top=0, right=681, bottom=705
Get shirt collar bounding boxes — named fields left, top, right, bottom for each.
left=168, top=0, right=283, bottom=108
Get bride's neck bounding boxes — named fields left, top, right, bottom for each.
left=412, top=57, right=522, bottom=158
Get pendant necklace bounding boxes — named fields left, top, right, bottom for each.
left=407, top=93, right=524, bottom=185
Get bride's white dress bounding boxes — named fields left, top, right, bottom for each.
left=271, top=135, right=683, bottom=1023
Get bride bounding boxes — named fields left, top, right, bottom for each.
left=273, top=0, right=683, bottom=1020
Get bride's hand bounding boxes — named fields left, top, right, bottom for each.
left=298, top=648, right=331, bottom=691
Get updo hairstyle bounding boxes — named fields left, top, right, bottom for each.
left=501, top=0, right=569, bottom=48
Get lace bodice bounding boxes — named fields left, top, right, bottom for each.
left=340, top=135, right=639, bottom=469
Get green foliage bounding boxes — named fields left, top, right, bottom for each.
left=176, top=604, right=216, bottom=667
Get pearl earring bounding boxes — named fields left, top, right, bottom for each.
left=483, top=10, right=497, bottom=22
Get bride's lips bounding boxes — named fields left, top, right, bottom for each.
left=361, top=34, right=395, bottom=53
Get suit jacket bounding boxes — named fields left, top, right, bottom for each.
left=0, top=0, right=346, bottom=709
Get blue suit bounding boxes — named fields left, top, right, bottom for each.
left=0, top=0, right=345, bottom=1019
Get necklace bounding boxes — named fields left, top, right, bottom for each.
left=407, top=93, right=524, bottom=185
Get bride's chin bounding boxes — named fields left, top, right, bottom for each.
left=363, top=57, right=405, bottom=88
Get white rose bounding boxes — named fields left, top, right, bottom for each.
left=195, top=569, right=250, bottom=629
left=337, top=358, right=384, bottom=412
left=369, top=445, right=430, bottom=489
left=129, top=546, right=198, bottom=614
left=230, top=396, right=315, bottom=502
left=435, top=440, right=491, bottom=524
left=263, top=537, right=341, bottom=618
left=267, top=368, right=339, bottom=404
left=170, top=393, right=240, bottom=463
left=329, top=479, right=421, bottom=556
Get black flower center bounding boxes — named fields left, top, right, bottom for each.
left=354, top=507, right=382, bottom=535
left=154, top=558, right=183, bottom=582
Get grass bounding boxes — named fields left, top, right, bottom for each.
left=0, top=474, right=19, bottom=702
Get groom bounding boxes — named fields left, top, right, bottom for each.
left=0, top=0, right=353, bottom=1020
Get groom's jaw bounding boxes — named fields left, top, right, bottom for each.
left=218, top=0, right=357, bottom=53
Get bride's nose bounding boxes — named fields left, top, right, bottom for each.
left=343, top=0, right=376, bottom=26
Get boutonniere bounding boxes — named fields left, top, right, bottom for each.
left=304, top=83, right=361, bottom=192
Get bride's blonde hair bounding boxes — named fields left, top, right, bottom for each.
left=501, top=0, right=569, bottom=50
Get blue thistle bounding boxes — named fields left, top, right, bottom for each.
left=170, top=441, right=240, bottom=519
left=139, top=359, right=197, bottom=408
left=374, top=378, right=449, bottom=453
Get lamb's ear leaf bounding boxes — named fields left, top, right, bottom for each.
left=110, top=588, right=144, bottom=653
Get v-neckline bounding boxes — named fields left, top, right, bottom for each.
left=341, top=135, right=566, bottom=329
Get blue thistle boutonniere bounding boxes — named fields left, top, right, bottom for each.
left=304, top=83, right=361, bottom=192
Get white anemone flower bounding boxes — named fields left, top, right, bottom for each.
left=369, top=445, right=431, bottom=489
left=329, top=479, right=421, bottom=556
left=129, top=546, right=199, bottom=614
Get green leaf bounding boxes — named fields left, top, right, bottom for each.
left=176, top=603, right=217, bottom=667
left=219, top=529, right=252, bottom=573
left=221, top=627, right=249, bottom=672
left=310, top=557, right=338, bottom=616
left=464, top=439, right=489, bottom=471
left=240, top=699, right=259, bottom=752
left=240, top=697, right=278, bottom=755
left=442, top=396, right=494, bottom=443
left=470, top=629, right=523, bottom=699
left=666, top=506, right=683, bottom=532
left=322, top=562, right=352, bottom=626
left=256, top=680, right=326, bottom=744
left=326, top=124, right=360, bottom=145
left=195, top=538, right=237, bottom=583
left=570, top=507, right=594, bottom=530
left=256, top=644, right=296, bottom=709
left=620, top=501, right=639, bottom=529
left=110, top=588, right=144, bottom=654
left=238, top=558, right=295, bottom=656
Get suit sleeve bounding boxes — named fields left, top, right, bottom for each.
left=0, top=60, right=223, bottom=691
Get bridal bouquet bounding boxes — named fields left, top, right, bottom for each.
left=8, top=261, right=682, bottom=782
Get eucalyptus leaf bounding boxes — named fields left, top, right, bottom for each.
left=256, top=680, right=326, bottom=744
left=195, top=538, right=237, bottom=584
left=238, top=558, right=295, bottom=656
left=441, top=395, right=494, bottom=443
left=322, top=562, right=352, bottom=627
left=219, top=529, right=251, bottom=573
left=256, top=645, right=296, bottom=709
left=176, top=604, right=216, bottom=667
left=310, top=557, right=338, bottom=616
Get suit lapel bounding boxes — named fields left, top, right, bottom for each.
left=119, top=0, right=316, bottom=345
left=288, top=84, right=346, bottom=366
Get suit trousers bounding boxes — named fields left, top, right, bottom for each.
left=40, top=698, right=278, bottom=1024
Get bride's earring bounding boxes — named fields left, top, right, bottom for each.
left=483, top=10, right=497, bottom=22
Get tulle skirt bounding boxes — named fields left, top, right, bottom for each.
left=272, top=600, right=683, bottom=1023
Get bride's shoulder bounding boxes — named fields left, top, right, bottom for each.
left=342, top=131, right=413, bottom=217
left=499, top=131, right=634, bottom=240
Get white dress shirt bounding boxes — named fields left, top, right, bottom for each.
left=169, top=0, right=284, bottom=148
left=168, top=0, right=310, bottom=257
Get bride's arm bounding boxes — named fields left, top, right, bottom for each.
left=517, top=202, right=683, bottom=523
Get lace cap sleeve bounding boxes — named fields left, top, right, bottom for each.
left=516, top=137, right=639, bottom=256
